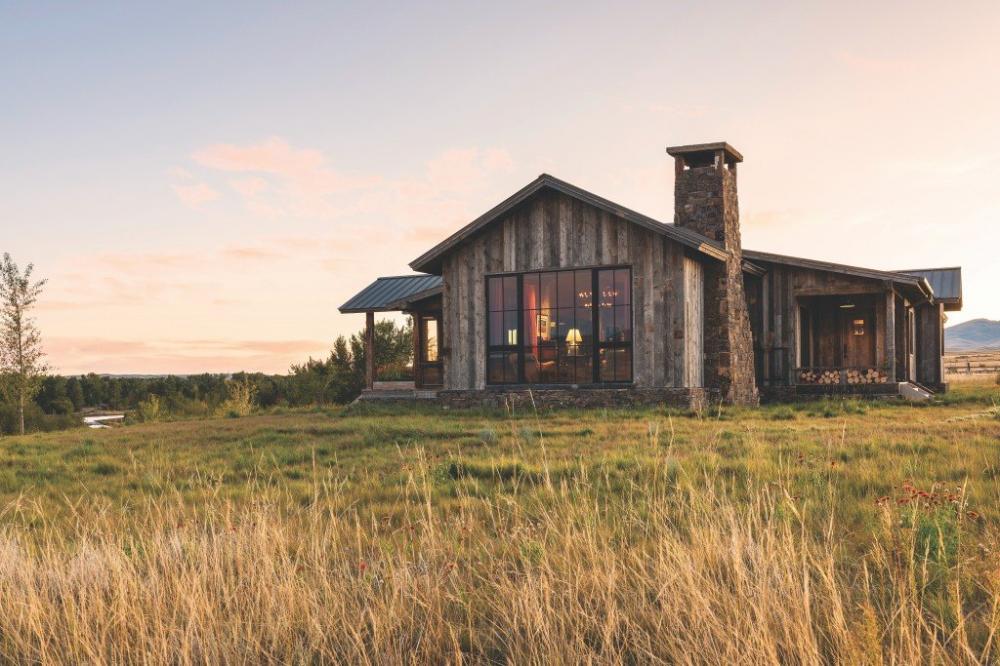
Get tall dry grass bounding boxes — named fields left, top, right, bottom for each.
left=0, top=461, right=996, bottom=666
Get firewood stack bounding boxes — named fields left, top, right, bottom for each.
left=846, top=368, right=889, bottom=384
left=798, top=369, right=842, bottom=384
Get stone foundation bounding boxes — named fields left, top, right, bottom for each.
left=760, top=383, right=903, bottom=403
left=437, top=387, right=711, bottom=411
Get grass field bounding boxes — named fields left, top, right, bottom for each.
left=1, top=383, right=999, bottom=662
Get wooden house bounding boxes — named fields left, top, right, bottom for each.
left=340, top=142, right=961, bottom=407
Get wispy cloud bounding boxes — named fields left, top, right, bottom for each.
left=171, top=182, right=219, bottom=208
left=45, top=337, right=331, bottom=374
left=190, top=137, right=381, bottom=217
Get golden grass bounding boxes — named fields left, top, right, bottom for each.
left=1, top=475, right=997, bottom=663
left=0, top=382, right=998, bottom=663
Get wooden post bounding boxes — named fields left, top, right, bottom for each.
left=411, top=313, right=421, bottom=388
left=884, top=290, right=896, bottom=382
left=365, top=311, right=375, bottom=391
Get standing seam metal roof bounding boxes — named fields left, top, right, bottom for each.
left=897, top=268, right=962, bottom=304
left=338, top=274, right=442, bottom=313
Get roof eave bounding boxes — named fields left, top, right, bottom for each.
left=409, top=174, right=725, bottom=273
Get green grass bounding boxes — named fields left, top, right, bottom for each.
left=0, top=382, right=997, bottom=542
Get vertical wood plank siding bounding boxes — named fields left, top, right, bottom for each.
left=751, top=262, right=895, bottom=385
left=683, top=256, right=705, bottom=387
left=441, top=189, right=697, bottom=390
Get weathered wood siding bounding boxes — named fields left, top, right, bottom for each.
left=756, top=263, right=892, bottom=385
left=682, top=257, right=704, bottom=387
left=440, top=188, right=701, bottom=389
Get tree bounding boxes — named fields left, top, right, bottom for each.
left=0, top=254, right=48, bottom=435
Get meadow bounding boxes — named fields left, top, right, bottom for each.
left=0, top=383, right=998, bottom=663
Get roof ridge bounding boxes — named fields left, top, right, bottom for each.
left=409, top=173, right=725, bottom=272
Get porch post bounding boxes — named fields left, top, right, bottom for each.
left=365, top=311, right=375, bottom=391
left=884, top=290, right=896, bottom=381
left=916, top=302, right=944, bottom=387
left=411, top=313, right=421, bottom=388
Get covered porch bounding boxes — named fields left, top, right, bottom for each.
left=745, top=252, right=959, bottom=398
left=338, top=275, right=444, bottom=399
left=795, top=287, right=944, bottom=393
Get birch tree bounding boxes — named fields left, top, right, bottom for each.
left=0, top=254, right=47, bottom=435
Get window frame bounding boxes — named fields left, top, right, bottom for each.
left=485, top=265, right=633, bottom=386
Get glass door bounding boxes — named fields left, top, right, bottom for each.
left=418, top=315, right=442, bottom=387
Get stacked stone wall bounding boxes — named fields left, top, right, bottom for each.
left=675, top=163, right=758, bottom=405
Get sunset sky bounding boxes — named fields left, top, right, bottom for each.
left=2, top=1, right=998, bottom=375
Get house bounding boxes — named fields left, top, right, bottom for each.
left=340, top=142, right=961, bottom=407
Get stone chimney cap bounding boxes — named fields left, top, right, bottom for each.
left=666, top=141, right=743, bottom=163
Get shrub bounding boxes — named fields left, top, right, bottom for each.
left=217, top=378, right=257, bottom=418
left=135, top=394, right=162, bottom=423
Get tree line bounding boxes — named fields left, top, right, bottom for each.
left=0, top=253, right=413, bottom=435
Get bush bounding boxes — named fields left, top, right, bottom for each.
left=135, top=395, right=162, bottom=423
left=217, top=378, right=257, bottom=418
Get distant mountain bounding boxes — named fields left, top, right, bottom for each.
left=945, top=319, right=1000, bottom=352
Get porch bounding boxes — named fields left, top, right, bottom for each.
left=338, top=275, right=444, bottom=401
left=746, top=258, right=949, bottom=400
left=792, top=290, right=939, bottom=395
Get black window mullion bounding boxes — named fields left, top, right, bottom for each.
left=517, top=274, right=525, bottom=384
left=591, top=269, right=599, bottom=384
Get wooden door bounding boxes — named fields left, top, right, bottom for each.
left=841, top=307, right=876, bottom=368
left=417, top=314, right=443, bottom=388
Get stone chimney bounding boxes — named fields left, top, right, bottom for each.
left=666, top=142, right=758, bottom=405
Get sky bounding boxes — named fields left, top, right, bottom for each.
left=2, top=1, right=998, bottom=375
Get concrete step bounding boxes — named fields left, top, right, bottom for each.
left=899, top=382, right=933, bottom=402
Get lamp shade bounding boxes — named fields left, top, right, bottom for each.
left=566, top=328, right=583, bottom=344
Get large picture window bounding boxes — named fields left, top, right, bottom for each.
left=486, top=267, right=632, bottom=385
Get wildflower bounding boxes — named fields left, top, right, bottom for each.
left=359, top=561, right=368, bottom=573
left=897, top=498, right=909, bottom=505
left=967, top=511, right=981, bottom=520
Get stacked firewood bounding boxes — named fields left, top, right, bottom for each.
left=798, top=369, right=841, bottom=384
left=846, top=368, right=889, bottom=384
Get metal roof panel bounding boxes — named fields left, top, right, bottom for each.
left=339, top=274, right=443, bottom=313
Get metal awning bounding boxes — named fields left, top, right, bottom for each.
left=338, top=274, right=443, bottom=313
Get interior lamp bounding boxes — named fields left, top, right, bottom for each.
left=566, top=328, right=583, bottom=354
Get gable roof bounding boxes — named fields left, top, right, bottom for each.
left=742, top=249, right=935, bottom=301
left=409, top=173, right=727, bottom=274
left=896, top=267, right=962, bottom=310
left=339, top=274, right=442, bottom=313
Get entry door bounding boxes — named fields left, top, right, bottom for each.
left=418, top=315, right=443, bottom=388
left=841, top=307, right=876, bottom=367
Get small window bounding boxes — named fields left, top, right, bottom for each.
left=853, top=318, right=866, bottom=336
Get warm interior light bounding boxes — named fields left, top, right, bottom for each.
left=839, top=303, right=856, bottom=309
left=507, top=329, right=518, bottom=345
left=566, top=328, right=583, bottom=355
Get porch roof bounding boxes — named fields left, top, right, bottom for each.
left=896, top=267, right=963, bottom=310
left=742, top=249, right=936, bottom=302
left=339, top=274, right=443, bottom=313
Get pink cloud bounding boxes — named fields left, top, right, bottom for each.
left=221, top=245, right=286, bottom=262
left=45, top=337, right=332, bottom=375
left=191, top=137, right=381, bottom=217
left=229, top=176, right=269, bottom=197
left=171, top=182, right=219, bottom=208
